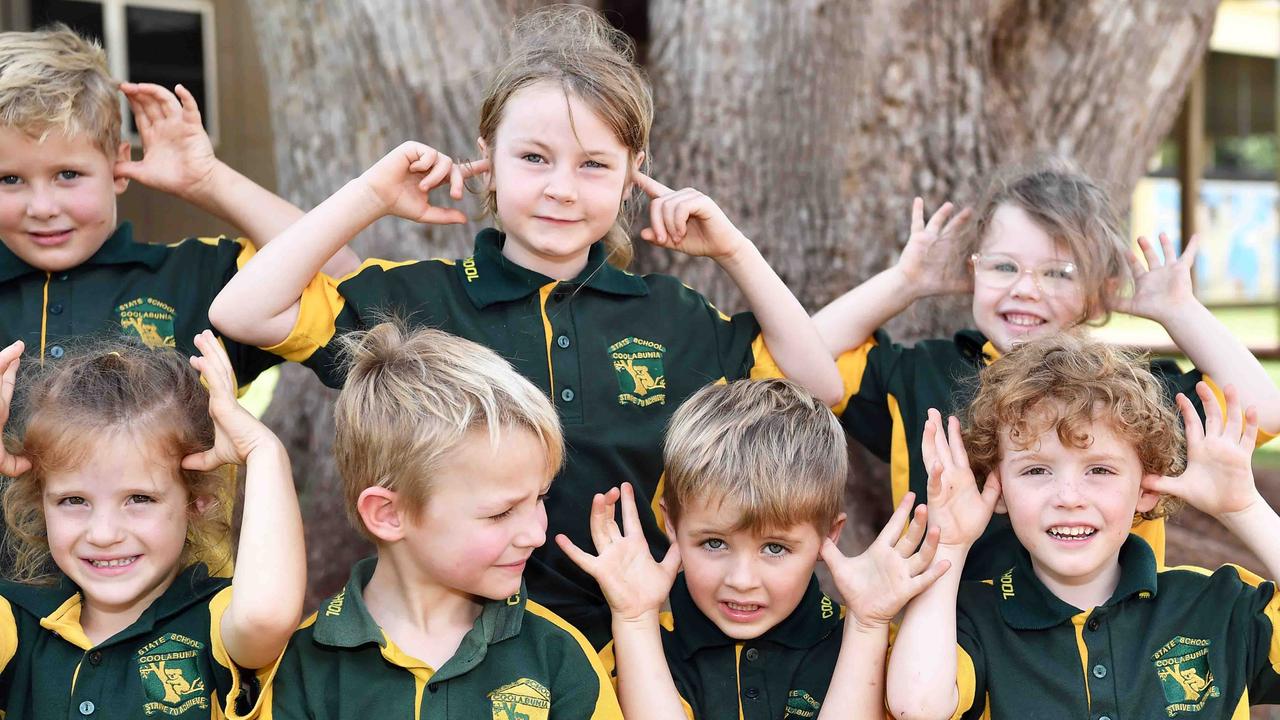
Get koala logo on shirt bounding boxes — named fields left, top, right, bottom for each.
left=1151, top=635, right=1220, bottom=715
left=489, top=678, right=551, bottom=720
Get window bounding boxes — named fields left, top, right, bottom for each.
left=28, top=0, right=218, bottom=144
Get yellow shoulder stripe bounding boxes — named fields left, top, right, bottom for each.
left=1202, top=375, right=1277, bottom=446
left=831, top=337, right=877, bottom=417
left=952, top=644, right=977, bottom=720
left=0, top=596, right=16, bottom=674
left=747, top=335, right=783, bottom=381
left=525, top=600, right=624, bottom=719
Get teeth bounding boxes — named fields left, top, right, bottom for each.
left=1004, top=313, right=1044, bottom=327
left=725, top=602, right=760, bottom=612
left=1048, top=526, right=1095, bottom=538
left=89, top=556, right=137, bottom=568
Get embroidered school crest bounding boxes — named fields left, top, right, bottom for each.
left=1151, top=635, right=1219, bottom=715
left=489, top=678, right=551, bottom=720
left=136, top=633, right=209, bottom=716
left=117, top=297, right=176, bottom=348
left=609, top=337, right=666, bottom=407
left=783, top=689, right=821, bottom=718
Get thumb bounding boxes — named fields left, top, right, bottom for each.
left=980, top=472, right=1001, bottom=509
left=819, top=537, right=845, bottom=565
left=0, top=454, right=31, bottom=478
left=181, top=449, right=223, bottom=472
left=555, top=534, right=598, bottom=575
left=660, top=542, right=682, bottom=576
left=1141, top=474, right=1177, bottom=496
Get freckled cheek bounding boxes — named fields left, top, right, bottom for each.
left=61, top=185, right=116, bottom=226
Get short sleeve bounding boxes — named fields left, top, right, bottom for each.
left=833, top=329, right=903, bottom=461
left=0, top=595, right=17, bottom=708
left=1229, top=567, right=1280, bottom=702
left=954, top=601, right=988, bottom=720
left=218, top=240, right=287, bottom=389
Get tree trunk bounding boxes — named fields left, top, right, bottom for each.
left=641, top=0, right=1218, bottom=554
left=249, top=0, right=1218, bottom=603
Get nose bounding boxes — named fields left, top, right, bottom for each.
left=1009, top=269, right=1041, bottom=299
left=25, top=183, right=58, bottom=219
left=514, top=505, right=548, bottom=549
left=85, top=506, right=126, bottom=547
left=722, top=552, right=761, bottom=592
left=1053, top=476, right=1086, bottom=508
left=543, top=163, right=578, bottom=204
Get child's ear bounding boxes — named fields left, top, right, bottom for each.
left=992, top=470, right=1009, bottom=515
left=189, top=494, right=214, bottom=518
left=659, top=498, right=677, bottom=545
left=113, top=141, right=131, bottom=194
left=475, top=137, right=494, bottom=189
left=826, top=512, right=847, bottom=545
left=625, top=150, right=646, bottom=195
left=357, top=487, right=406, bottom=543
left=1136, top=474, right=1161, bottom=514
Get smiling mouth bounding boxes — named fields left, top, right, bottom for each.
left=28, top=229, right=72, bottom=245
left=85, top=555, right=139, bottom=569
left=535, top=216, right=581, bottom=224
left=1001, top=312, right=1046, bottom=328
left=1047, top=526, right=1096, bottom=541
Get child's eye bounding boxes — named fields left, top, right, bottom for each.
left=1041, top=266, right=1076, bottom=281
left=521, top=153, right=546, bottom=164
left=582, top=159, right=606, bottom=169
left=1086, top=466, right=1116, bottom=476
left=126, top=494, right=156, bottom=504
left=701, top=538, right=726, bottom=551
left=56, top=170, right=81, bottom=181
left=58, top=496, right=87, bottom=506
left=489, top=508, right=514, bottom=520
left=992, top=261, right=1019, bottom=274
left=1023, top=466, right=1051, bottom=476
left=762, top=543, right=788, bottom=557
left=0, top=175, right=20, bottom=185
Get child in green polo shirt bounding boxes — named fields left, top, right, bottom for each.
left=812, top=160, right=1280, bottom=581
left=209, top=5, right=840, bottom=647
left=252, top=322, right=621, bottom=719
left=0, top=330, right=305, bottom=718
left=559, top=378, right=950, bottom=719
left=0, top=25, right=357, bottom=381
left=887, top=333, right=1280, bottom=719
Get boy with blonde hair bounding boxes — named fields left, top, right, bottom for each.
left=887, top=334, right=1280, bottom=719
left=560, top=378, right=949, bottom=719
left=251, top=323, right=621, bottom=719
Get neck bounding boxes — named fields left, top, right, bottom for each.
left=500, top=238, right=592, bottom=281
left=363, top=551, right=483, bottom=640
left=81, top=568, right=180, bottom=645
left=1031, top=557, right=1121, bottom=611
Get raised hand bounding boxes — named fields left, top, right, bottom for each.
left=1142, top=382, right=1260, bottom=520
left=922, top=409, right=1001, bottom=548
left=896, top=198, right=972, bottom=296
left=1114, top=232, right=1200, bottom=320
left=358, top=142, right=489, bottom=225
left=556, top=483, right=680, bottom=623
left=0, top=340, right=30, bottom=477
left=633, top=169, right=749, bottom=260
left=115, top=83, right=218, bottom=198
left=822, top=492, right=949, bottom=628
left=182, top=331, right=282, bottom=471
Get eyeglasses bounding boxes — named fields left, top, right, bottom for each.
left=970, top=253, right=1078, bottom=297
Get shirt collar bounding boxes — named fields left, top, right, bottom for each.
left=955, top=329, right=999, bottom=366
left=997, top=535, right=1158, bottom=630
left=460, top=228, right=648, bottom=309
left=0, top=222, right=167, bottom=285
left=668, top=572, right=840, bottom=658
left=313, top=557, right=527, bottom=654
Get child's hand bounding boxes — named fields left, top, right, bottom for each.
left=633, top=170, right=749, bottom=261
left=115, top=83, right=218, bottom=200
left=556, top=483, right=680, bottom=624
left=182, top=331, right=282, bottom=471
left=0, top=340, right=30, bottom=477
left=821, top=492, right=950, bottom=629
left=896, top=198, right=972, bottom=297
left=922, top=409, right=1001, bottom=548
left=1114, top=233, right=1200, bottom=321
left=357, top=142, right=487, bottom=226
left=1142, top=382, right=1261, bottom=521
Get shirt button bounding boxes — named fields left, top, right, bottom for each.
left=78, top=700, right=95, bottom=715
left=556, top=335, right=570, bottom=349
left=1092, top=664, right=1107, bottom=678
left=561, top=388, right=574, bottom=402
left=49, top=303, right=63, bottom=315
left=744, top=687, right=759, bottom=700
left=48, top=345, right=64, bottom=359
left=744, top=648, right=759, bottom=662
left=1087, top=618, right=1100, bottom=631
left=58, top=273, right=69, bottom=281
left=88, top=650, right=102, bottom=666
left=1099, top=716, right=1111, bottom=720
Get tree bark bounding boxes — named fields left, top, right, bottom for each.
left=249, top=0, right=1219, bottom=602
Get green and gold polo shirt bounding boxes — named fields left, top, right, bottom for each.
left=0, top=222, right=281, bottom=387
left=601, top=573, right=845, bottom=719
left=0, top=563, right=262, bottom=719
left=833, top=328, right=1237, bottom=580
left=950, top=537, right=1280, bottom=719
left=248, top=557, right=622, bottom=720
left=267, top=229, right=768, bottom=647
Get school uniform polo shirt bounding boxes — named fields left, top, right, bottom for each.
left=251, top=557, right=622, bottom=720
left=613, top=573, right=845, bottom=720
left=0, top=563, right=260, bottom=719
left=833, top=328, right=1228, bottom=580
left=951, top=537, right=1280, bottom=719
left=0, top=222, right=281, bottom=387
left=269, top=229, right=767, bottom=646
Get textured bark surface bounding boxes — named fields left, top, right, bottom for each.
left=250, top=0, right=1220, bottom=603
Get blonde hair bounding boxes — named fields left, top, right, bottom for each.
left=962, top=332, right=1185, bottom=520
left=663, top=379, right=847, bottom=533
left=478, top=5, right=652, bottom=269
left=956, top=159, right=1131, bottom=324
left=0, top=24, right=121, bottom=158
left=333, top=322, right=564, bottom=540
left=2, top=341, right=226, bottom=584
